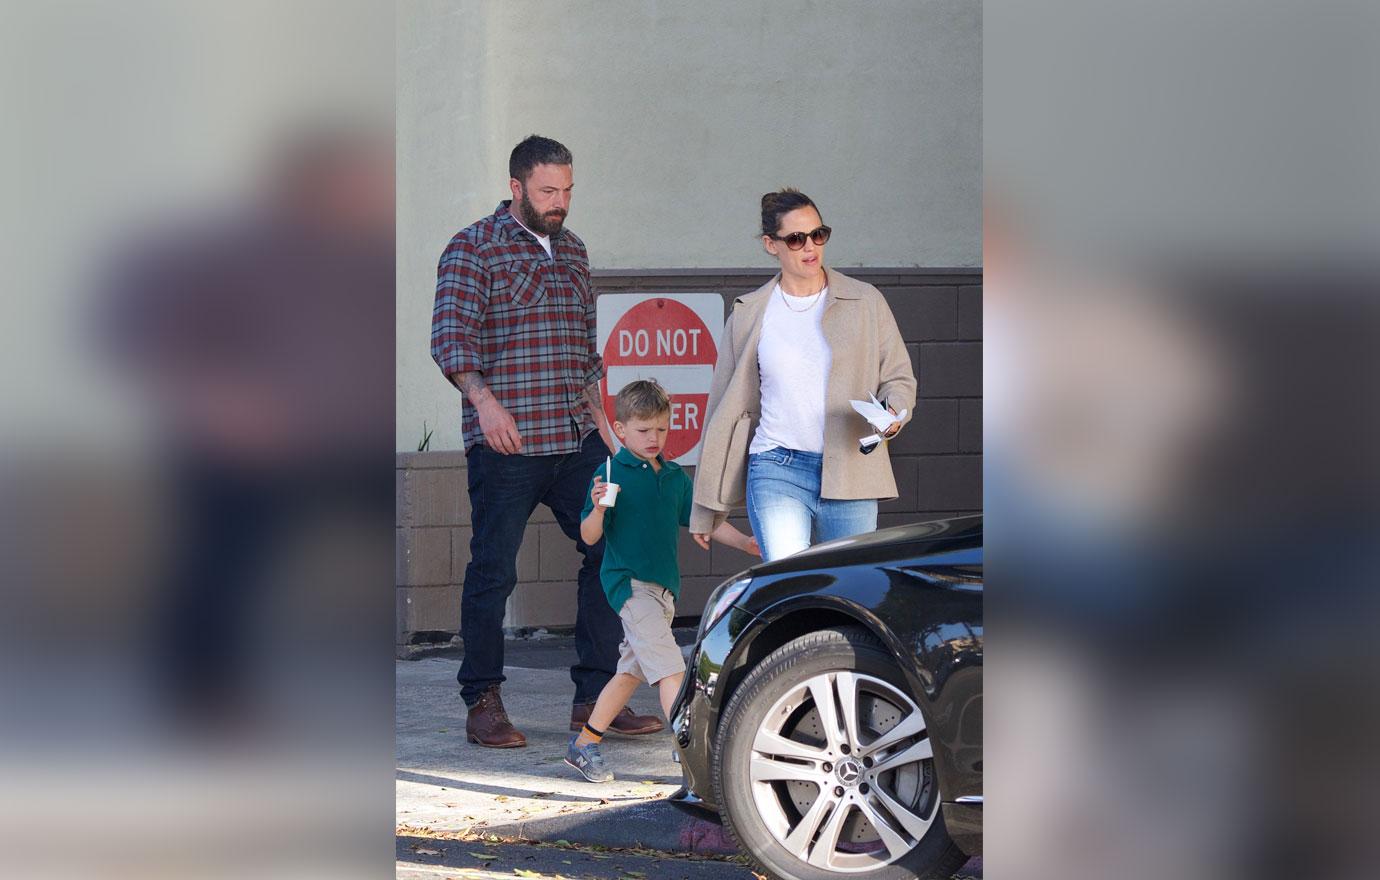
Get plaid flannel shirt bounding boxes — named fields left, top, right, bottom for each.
left=431, top=201, right=603, bottom=455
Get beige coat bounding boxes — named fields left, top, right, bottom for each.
left=689, top=268, right=917, bottom=535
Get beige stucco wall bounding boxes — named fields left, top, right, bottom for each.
left=397, top=0, right=982, bottom=451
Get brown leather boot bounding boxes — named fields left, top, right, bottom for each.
left=569, top=703, right=665, bottom=736
left=466, top=687, right=526, bottom=748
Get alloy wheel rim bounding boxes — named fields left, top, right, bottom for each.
left=747, top=671, right=936, bottom=873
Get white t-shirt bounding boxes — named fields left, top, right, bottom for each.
left=510, top=212, right=553, bottom=257
left=750, top=284, right=832, bottom=454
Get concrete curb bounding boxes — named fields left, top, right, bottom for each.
left=481, top=797, right=739, bottom=856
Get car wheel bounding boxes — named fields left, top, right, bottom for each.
left=712, top=626, right=967, bottom=880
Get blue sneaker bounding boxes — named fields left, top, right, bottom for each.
left=565, top=735, right=613, bottom=783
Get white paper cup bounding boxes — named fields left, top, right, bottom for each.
left=599, top=483, right=621, bottom=507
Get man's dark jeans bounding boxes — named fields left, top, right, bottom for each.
left=458, top=431, right=621, bottom=707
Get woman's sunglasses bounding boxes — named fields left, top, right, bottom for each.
left=769, top=225, right=832, bottom=250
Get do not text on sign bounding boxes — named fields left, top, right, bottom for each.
left=595, top=293, right=724, bottom=465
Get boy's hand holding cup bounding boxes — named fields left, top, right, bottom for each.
left=591, top=475, right=620, bottom=509
left=596, top=455, right=620, bottom=507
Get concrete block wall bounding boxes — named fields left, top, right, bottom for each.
left=397, top=268, right=982, bottom=653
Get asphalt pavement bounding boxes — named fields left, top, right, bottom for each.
left=396, top=633, right=982, bottom=878
left=397, top=836, right=757, bottom=880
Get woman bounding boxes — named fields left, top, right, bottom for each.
left=689, top=188, right=917, bottom=561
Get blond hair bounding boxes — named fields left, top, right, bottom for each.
left=614, top=379, right=671, bottom=422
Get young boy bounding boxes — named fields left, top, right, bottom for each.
left=566, top=379, right=758, bottom=782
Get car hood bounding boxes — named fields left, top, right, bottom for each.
left=744, top=514, right=983, bottom=577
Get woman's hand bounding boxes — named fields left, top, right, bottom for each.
left=705, top=522, right=758, bottom=556
left=883, top=405, right=902, bottom=438
left=692, top=532, right=711, bottom=550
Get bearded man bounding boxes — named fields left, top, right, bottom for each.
left=430, top=135, right=663, bottom=747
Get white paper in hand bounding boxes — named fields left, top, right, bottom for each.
left=850, top=392, right=907, bottom=453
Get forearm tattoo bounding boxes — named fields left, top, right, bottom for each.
left=453, top=371, right=493, bottom=406
left=581, top=382, right=602, bottom=409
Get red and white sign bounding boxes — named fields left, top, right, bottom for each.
left=596, top=293, right=724, bottom=465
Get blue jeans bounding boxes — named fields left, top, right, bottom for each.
left=458, top=431, right=621, bottom=706
left=745, top=447, right=879, bottom=562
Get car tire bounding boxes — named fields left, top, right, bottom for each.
left=712, top=626, right=967, bottom=880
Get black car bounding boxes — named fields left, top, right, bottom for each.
left=669, top=515, right=982, bottom=880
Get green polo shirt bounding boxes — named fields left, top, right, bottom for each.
left=581, top=447, right=693, bottom=613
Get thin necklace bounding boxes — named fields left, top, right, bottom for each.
left=779, top=284, right=826, bottom=313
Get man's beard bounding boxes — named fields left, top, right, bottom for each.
left=515, top=189, right=566, bottom=237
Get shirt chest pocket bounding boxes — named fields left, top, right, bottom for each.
left=566, top=261, right=592, bottom=306
left=493, top=265, right=546, bottom=307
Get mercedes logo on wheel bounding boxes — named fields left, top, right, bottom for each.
left=836, top=759, right=862, bottom=785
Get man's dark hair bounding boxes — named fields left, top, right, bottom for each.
left=509, top=135, right=573, bottom=183
left=760, top=187, right=821, bottom=237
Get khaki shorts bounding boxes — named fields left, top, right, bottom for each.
left=616, top=579, right=685, bottom=686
